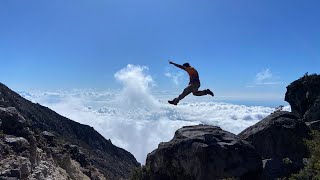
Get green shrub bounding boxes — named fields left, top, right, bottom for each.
left=290, top=130, right=320, bottom=180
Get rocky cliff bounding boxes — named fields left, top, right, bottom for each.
left=285, top=73, right=320, bottom=122
left=0, top=83, right=140, bottom=180
left=138, top=74, right=320, bottom=180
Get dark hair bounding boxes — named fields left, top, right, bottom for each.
left=183, top=63, right=190, bottom=67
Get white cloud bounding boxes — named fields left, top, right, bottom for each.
left=164, top=71, right=185, bottom=85
left=20, top=64, right=284, bottom=164
left=256, top=82, right=282, bottom=85
left=255, top=69, right=272, bottom=83
left=248, top=68, right=282, bottom=86
left=114, top=64, right=159, bottom=109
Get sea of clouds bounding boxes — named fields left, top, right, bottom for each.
left=19, top=64, right=290, bottom=164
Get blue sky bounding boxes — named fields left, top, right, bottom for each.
left=1, top=0, right=319, bottom=100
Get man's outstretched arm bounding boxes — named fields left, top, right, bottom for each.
left=169, top=61, right=185, bottom=70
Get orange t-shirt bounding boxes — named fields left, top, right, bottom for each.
left=185, top=67, right=200, bottom=83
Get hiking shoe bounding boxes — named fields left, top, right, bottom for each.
left=206, top=89, right=214, bottom=96
left=168, top=100, right=178, bottom=105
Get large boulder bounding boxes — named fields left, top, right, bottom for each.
left=238, top=111, right=310, bottom=161
left=285, top=74, right=320, bottom=121
left=4, top=135, right=30, bottom=152
left=146, top=125, right=262, bottom=180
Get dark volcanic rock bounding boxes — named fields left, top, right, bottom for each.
left=64, top=144, right=89, bottom=167
left=0, top=107, right=28, bottom=136
left=41, top=131, right=55, bottom=139
left=304, top=97, right=320, bottom=122
left=0, top=82, right=139, bottom=179
left=262, top=158, right=304, bottom=179
left=41, top=131, right=55, bottom=144
left=146, top=125, right=262, bottom=180
left=238, top=111, right=310, bottom=161
left=285, top=74, right=320, bottom=121
left=4, top=136, right=30, bottom=152
left=306, top=120, right=320, bottom=131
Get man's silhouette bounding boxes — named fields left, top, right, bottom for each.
left=168, top=61, right=214, bottom=105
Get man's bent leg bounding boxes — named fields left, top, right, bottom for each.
left=193, top=89, right=214, bottom=96
left=192, top=90, right=208, bottom=96
left=173, top=85, right=193, bottom=104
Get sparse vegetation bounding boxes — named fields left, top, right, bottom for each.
left=290, top=131, right=320, bottom=180
left=130, top=166, right=151, bottom=180
left=301, top=72, right=318, bottom=79
left=273, top=105, right=284, bottom=113
left=0, top=130, right=4, bottom=138
left=283, top=157, right=293, bottom=165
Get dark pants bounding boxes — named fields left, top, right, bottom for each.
left=173, top=82, right=208, bottom=103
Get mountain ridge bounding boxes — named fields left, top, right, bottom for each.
left=0, top=82, right=139, bottom=179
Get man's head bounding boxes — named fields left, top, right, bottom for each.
left=183, top=63, right=190, bottom=67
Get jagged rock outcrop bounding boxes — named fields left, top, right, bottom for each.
left=236, top=74, right=320, bottom=179
left=304, top=98, right=320, bottom=126
left=0, top=83, right=139, bottom=179
left=238, top=111, right=310, bottom=161
left=145, top=125, right=262, bottom=180
left=238, top=111, right=310, bottom=179
left=285, top=74, right=320, bottom=122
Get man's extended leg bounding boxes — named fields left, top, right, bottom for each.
left=169, top=84, right=193, bottom=105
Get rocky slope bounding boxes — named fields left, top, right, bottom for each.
left=0, top=83, right=140, bottom=180
left=139, top=74, right=320, bottom=180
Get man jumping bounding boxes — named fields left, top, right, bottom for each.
left=168, top=61, right=214, bottom=105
